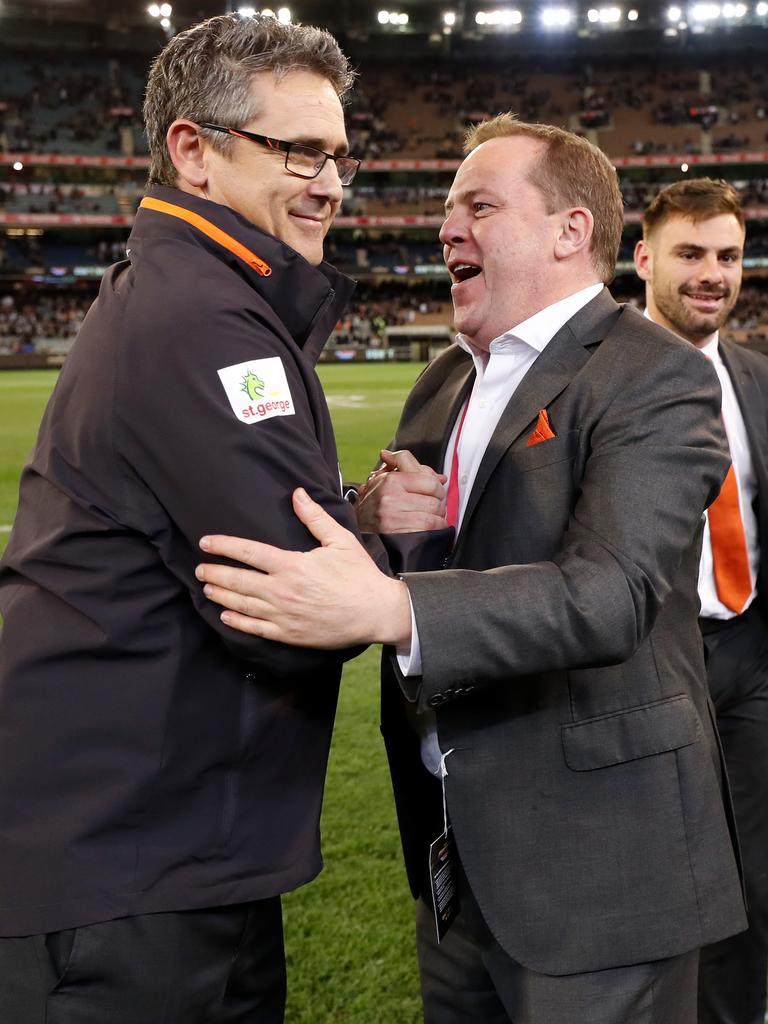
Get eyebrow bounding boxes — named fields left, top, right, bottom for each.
left=671, top=243, right=743, bottom=257
left=289, top=135, right=350, bottom=157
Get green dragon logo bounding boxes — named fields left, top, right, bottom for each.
left=241, top=369, right=266, bottom=402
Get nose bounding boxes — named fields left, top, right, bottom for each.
left=308, top=158, right=344, bottom=205
left=698, top=252, right=725, bottom=284
left=439, top=208, right=465, bottom=246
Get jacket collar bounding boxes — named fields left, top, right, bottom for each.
left=129, top=185, right=355, bottom=363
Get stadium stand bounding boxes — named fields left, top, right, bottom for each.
left=3, top=6, right=768, bottom=359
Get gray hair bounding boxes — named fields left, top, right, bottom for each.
left=143, top=13, right=355, bottom=186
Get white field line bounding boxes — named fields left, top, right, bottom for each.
left=0, top=525, right=12, bottom=533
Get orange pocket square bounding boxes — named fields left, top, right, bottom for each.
left=526, top=409, right=556, bottom=447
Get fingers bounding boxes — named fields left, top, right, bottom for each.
left=218, top=609, right=282, bottom=641
left=292, top=488, right=356, bottom=548
left=379, top=448, right=423, bottom=473
left=357, top=486, right=449, bottom=534
left=196, top=562, right=271, bottom=602
left=379, top=450, right=446, bottom=485
left=201, top=581, right=273, bottom=617
left=199, top=535, right=290, bottom=573
left=369, top=471, right=446, bottom=501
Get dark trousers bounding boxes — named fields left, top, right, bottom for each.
left=0, top=900, right=286, bottom=1024
left=699, top=605, right=768, bottom=1024
left=415, top=847, right=704, bottom=1024
left=415, top=859, right=699, bottom=1024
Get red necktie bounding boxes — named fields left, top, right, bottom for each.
left=446, top=401, right=470, bottom=529
left=709, top=462, right=752, bottom=612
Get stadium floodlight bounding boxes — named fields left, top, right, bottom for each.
left=627, top=7, right=639, bottom=17
left=160, top=16, right=171, bottom=27
left=277, top=6, right=291, bottom=20
left=12, top=161, right=23, bottom=171
left=159, top=2, right=172, bottom=15
left=475, top=8, right=522, bottom=25
left=593, top=6, right=622, bottom=21
left=758, top=1, right=768, bottom=13
left=666, top=5, right=682, bottom=18
left=722, top=2, right=747, bottom=14
left=691, top=3, right=720, bottom=19
left=443, top=10, right=457, bottom=25
left=681, top=162, right=689, bottom=171
left=588, top=7, right=599, bottom=18
left=147, top=3, right=161, bottom=16
left=261, top=7, right=275, bottom=15
left=541, top=6, right=573, bottom=25
left=377, top=10, right=408, bottom=24
left=238, top=5, right=257, bottom=14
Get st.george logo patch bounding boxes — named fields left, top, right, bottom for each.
left=217, top=357, right=295, bottom=425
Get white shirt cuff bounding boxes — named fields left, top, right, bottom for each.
left=395, top=591, right=422, bottom=676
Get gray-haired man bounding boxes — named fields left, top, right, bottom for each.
left=0, top=13, right=372, bottom=1022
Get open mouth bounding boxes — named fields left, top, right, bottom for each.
left=449, top=262, right=482, bottom=284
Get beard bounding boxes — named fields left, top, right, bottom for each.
left=653, top=281, right=738, bottom=342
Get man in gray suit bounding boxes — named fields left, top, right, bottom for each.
left=196, top=116, right=746, bottom=1023
left=635, top=178, right=768, bottom=1024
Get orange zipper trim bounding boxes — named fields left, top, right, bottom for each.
left=139, top=196, right=272, bottom=277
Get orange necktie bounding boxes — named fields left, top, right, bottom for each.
left=708, top=462, right=752, bottom=613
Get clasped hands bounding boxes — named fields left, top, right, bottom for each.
left=195, top=449, right=447, bottom=648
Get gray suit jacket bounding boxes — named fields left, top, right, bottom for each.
left=718, top=337, right=768, bottom=610
left=381, top=289, right=747, bottom=975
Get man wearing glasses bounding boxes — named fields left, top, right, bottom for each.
left=0, top=13, right=372, bottom=1023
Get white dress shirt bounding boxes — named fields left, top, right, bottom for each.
left=397, top=283, right=604, bottom=774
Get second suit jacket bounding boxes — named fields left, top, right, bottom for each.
left=717, top=337, right=768, bottom=611
left=381, top=288, right=747, bottom=976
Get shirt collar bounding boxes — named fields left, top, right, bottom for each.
left=699, top=332, right=722, bottom=363
left=456, top=283, right=604, bottom=358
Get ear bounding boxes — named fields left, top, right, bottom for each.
left=634, top=238, right=652, bottom=282
left=166, top=119, right=209, bottom=191
left=553, top=207, right=594, bottom=262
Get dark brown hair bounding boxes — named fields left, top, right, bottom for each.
left=643, top=178, right=745, bottom=239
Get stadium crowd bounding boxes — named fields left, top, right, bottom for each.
left=0, top=291, right=90, bottom=353
left=4, top=54, right=768, bottom=160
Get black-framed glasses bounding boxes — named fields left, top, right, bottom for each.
left=199, top=123, right=361, bottom=186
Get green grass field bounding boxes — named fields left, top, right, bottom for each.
left=0, top=364, right=426, bottom=1023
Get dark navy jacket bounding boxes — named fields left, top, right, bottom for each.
left=0, top=185, right=378, bottom=936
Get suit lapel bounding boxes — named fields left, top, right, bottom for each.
left=718, top=339, right=768, bottom=537
left=456, top=289, right=620, bottom=542
left=398, top=349, right=475, bottom=472
left=719, top=340, right=768, bottom=477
